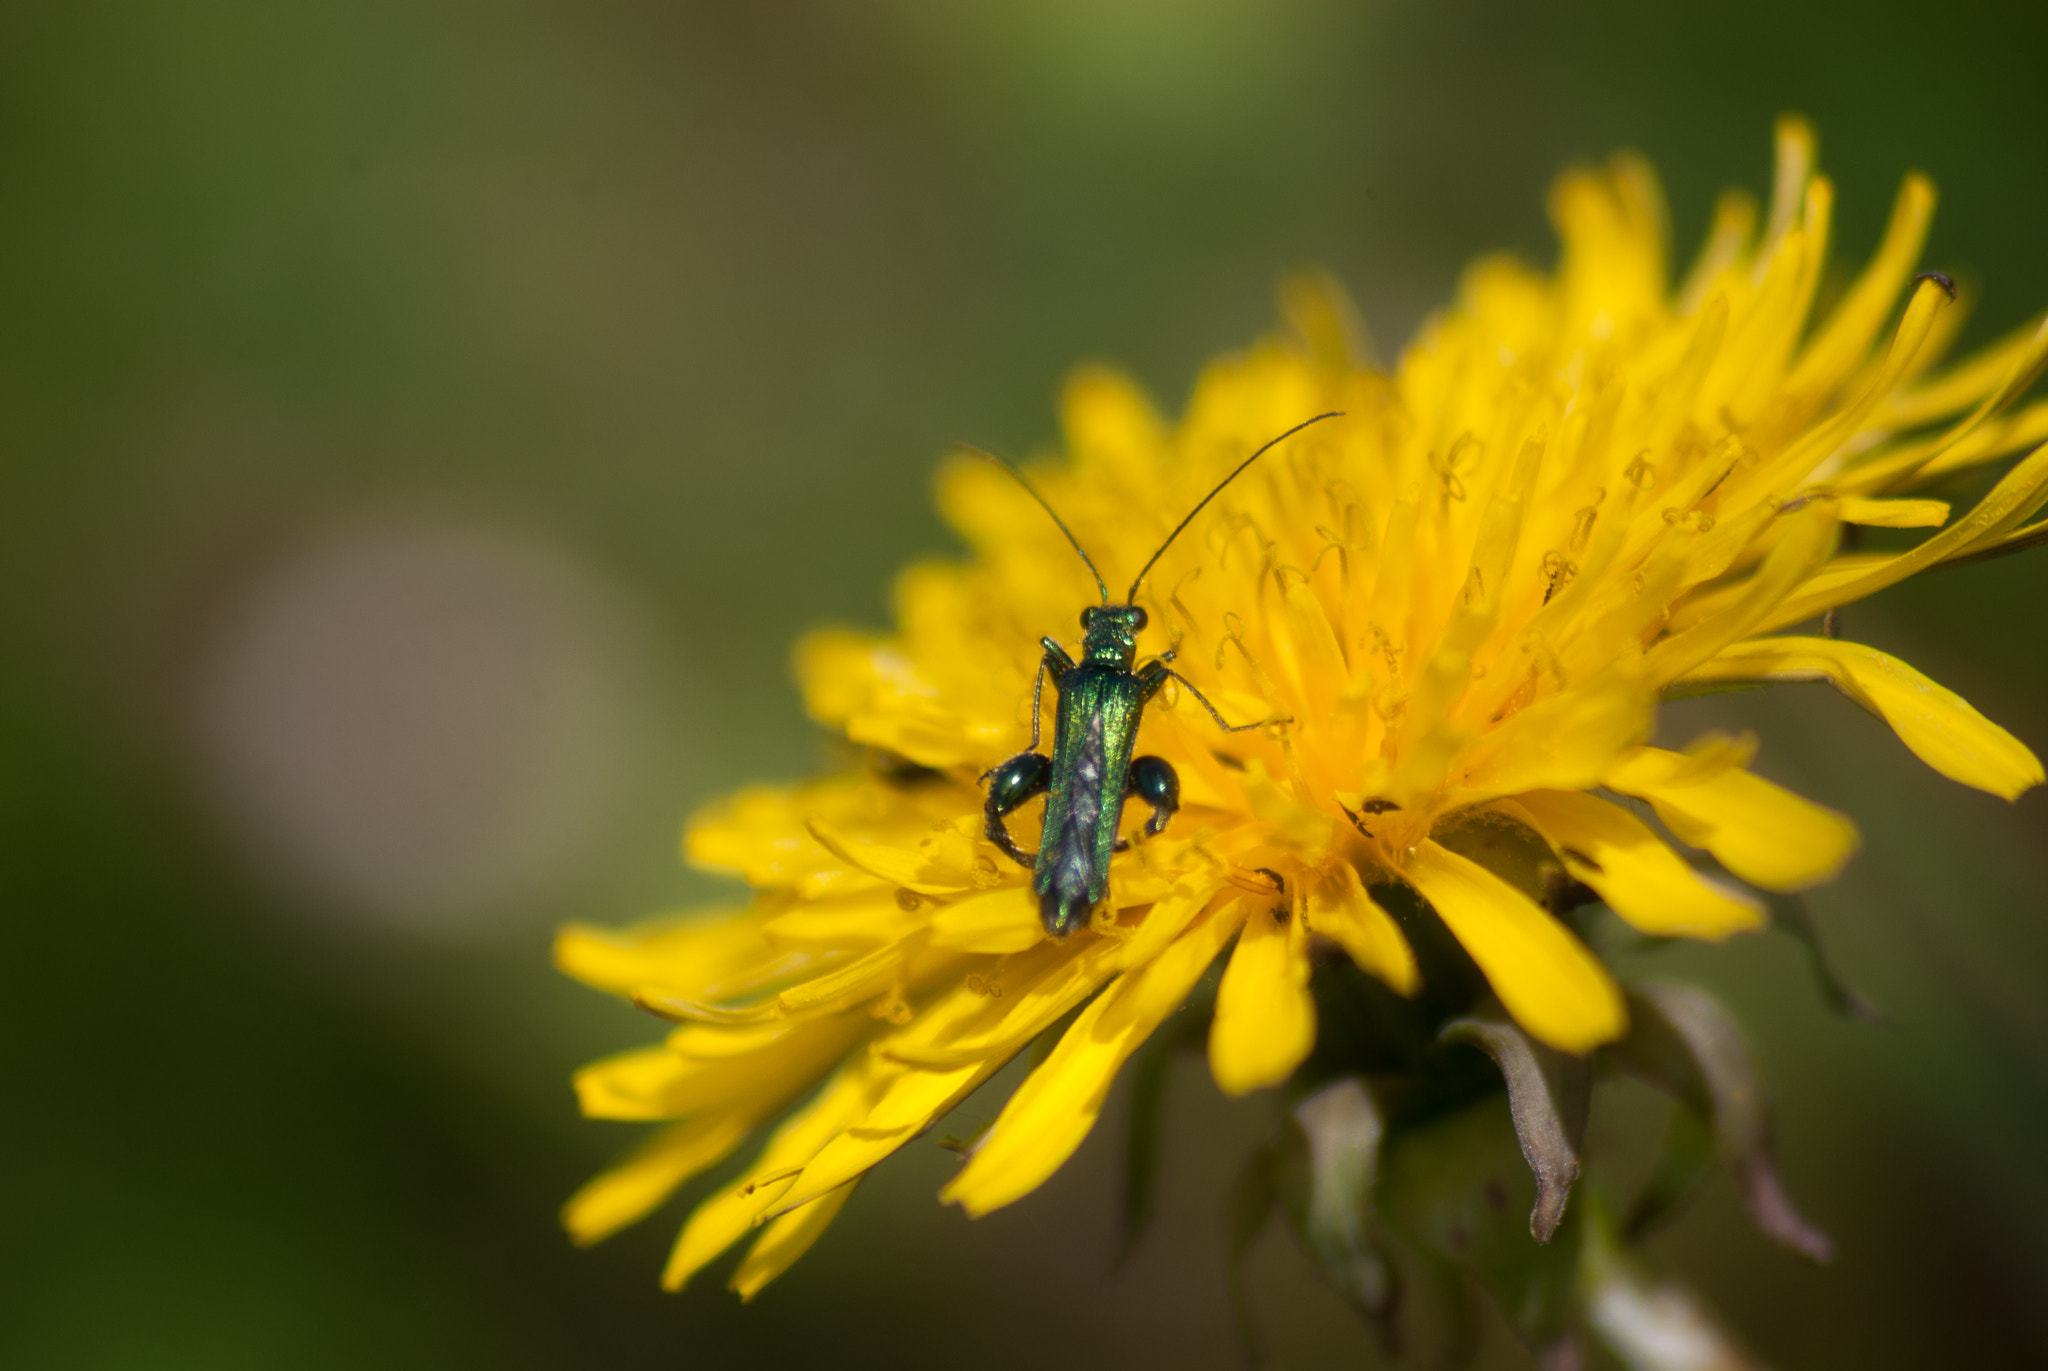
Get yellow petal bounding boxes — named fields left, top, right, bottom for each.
left=772, top=1059, right=996, bottom=1211
left=561, top=1112, right=753, bottom=1246
left=792, top=628, right=889, bottom=731
left=1304, top=860, right=1418, bottom=993
left=804, top=819, right=974, bottom=895
left=1884, top=314, right=2048, bottom=428
left=1062, top=364, right=1167, bottom=484
left=730, top=1183, right=857, bottom=1301
left=1674, top=188, right=1756, bottom=315
left=1642, top=507, right=1837, bottom=686
left=1836, top=496, right=1949, bottom=528
left=664, top=1021, right=803, bottom=1061
left=1454, top=664, right=1653, bottom=803
left=1916, top=398, right=2048, bottom=482
left=1676, top=637, right=2043, bottom=800
left=555, top=910, right=805, bottom=999
left=662, top=1065, right=872, bottom=1291
left=1280, top=264, right=1375, bottom=370
left=1757, top=115, right=1817, bottom=267
left=683, top=779, right=865, bottom=890
left=1238, top=762, right=1336, bottom=861
left=941, top=899, right=1248, bottom=1217
left=763, top=889, right=926, bottom=948
left=928, top=884, right=1046, bottom=953
left=1208, top=897, right=1316, bottom=1096
left=1271, top=574, right=1350, bottom=723
left=571, top=1045, right=698, bottom=1121
left=1783, top=173, right=1935, bottom=397
left=1502, top=790, right=1764, bottom=940
left=880, top=933, right=1124, bottom=1068
left=1764, top=439, right=2048, bottom=629
left=770, top=933, right=925, bottom=1018
left=796, top=604, right=1012, bottom=771
left=1402, top=841, right=1626, bottom=1053
left=1604, top=741, right=1859, bottom=891
left=573, top=1017, right=865, bottom=1122
left=1114, top=871, right=1227, bottom=968
left=1754, top=268, right=1950, bottom=490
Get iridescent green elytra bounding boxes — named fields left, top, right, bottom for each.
left=975, top=412, right=1342, bottom=936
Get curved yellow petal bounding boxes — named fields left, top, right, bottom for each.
left=1062, top=364, right=1168, bottom=483
left=1783, top=172, right=1935, bottom=398
left=760, top=933, right=925, bottom=1019
left=1763, top=439, right=2048, bottom=629
left=763, top=889, right=925, bottom=948
left=1674, top=188, right=1755, bottom=316
left=661, top=1065, right=872, bottom=1291
left=1208, top=897, right=1316, bottom=1096
left=1115, top=871, right=1227, bottom=968
left=1836, top=496, right=1949, bottom=529
left=572, top=1045, right=698, bottom=1121
left=1676, top=637, right=2043, bottom=800
left=1403, top=841, right=1627, bottom=1054
left=880, top=934, right=1123, bottom=1069
left=1453, top=664, right=1654, bottom=804
left=792, top=627, right=890, bottom=730
left=573, top=1017, right=866, bottom=1123
left=730, top=1183, right=857, bottom=1302
left=770, top=1059, right=996, bottom=1211
left=1304, top=860, right=1418, bottom=994
left=555, top=910, right=802, bottom=998
left=1604, top=741, right=1859, bottom=891
left=1883, top=314, right=2048, bottom=428
left=1502, top=790, right=1764, bottom=940
left=803, top=820, right=974, bottom=895
left=940, top=899, right=1247, bottom=1217
left=562, top=1112, right=753, bottom=1246
left=1642, top=507, right=1838, bottom=686
left=928, top=884, right=1045, bottom=953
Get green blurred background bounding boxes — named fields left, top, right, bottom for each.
left=5, top=3, right=2047, bottom=1366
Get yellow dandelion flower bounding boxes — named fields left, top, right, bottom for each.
left=559, top=117, right=2047, bottom=1296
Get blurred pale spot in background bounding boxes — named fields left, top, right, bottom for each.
left=190, top=515, right=655, bottom=938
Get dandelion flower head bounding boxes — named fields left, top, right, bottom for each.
left=558, top=119, right=2048, bottom=1296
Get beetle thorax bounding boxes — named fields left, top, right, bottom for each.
left=1079, top=603, right=1147, bottom=669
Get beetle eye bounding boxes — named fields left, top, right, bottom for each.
left=1079, top=607, right=1095, bottom=630
left=1129, top=606, right=1149, bottom=631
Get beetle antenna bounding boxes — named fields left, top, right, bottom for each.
left=1125, top=412, right=1343, bottom=602
left=954, top=443, right=1110, bottom=603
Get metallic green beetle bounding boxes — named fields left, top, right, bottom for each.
left=976, top=412, right=1342, bottom=937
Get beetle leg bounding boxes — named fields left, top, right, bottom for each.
left=1128, top=755, right=1180, bottom=837
left=983, top=751, right=1052, bottom=869
left=1030, top=638, right=1077, bottom=750
left=1145, top=663, right=1290, bottom=733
